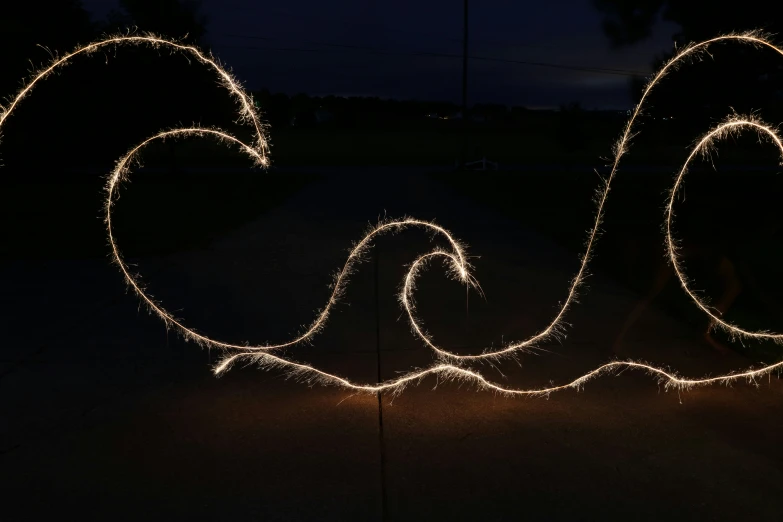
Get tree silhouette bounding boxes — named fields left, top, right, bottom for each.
left=593, top=2, right=783, bottom=120
left=593, top=1, right=783, bottom=48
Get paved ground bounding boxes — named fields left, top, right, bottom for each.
left=2, top=167, right=783, bottom=520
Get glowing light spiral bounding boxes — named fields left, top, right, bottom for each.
left=4, top=31, right=783, bottom=398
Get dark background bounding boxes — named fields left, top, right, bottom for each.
left=3, top=1, right=783, bottom=520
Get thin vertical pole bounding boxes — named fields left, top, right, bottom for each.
left=461, top=0, right=469, bottom=167
left=374, top=247, right=388, bottom=521
left=462, top=0, right=469, bottom=116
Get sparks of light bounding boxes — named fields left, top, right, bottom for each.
left=4, top=31, right=783, bottom=399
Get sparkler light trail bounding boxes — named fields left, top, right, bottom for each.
left=4, top=31, right=783, bottom=399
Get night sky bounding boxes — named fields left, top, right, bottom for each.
left=82, top=0, right=679, bottom=109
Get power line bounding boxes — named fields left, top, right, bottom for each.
left=223, top=42, right=649, bottom=76
left=233, top=8, right=574, bottom=51
left=468, top=53, right=648, bottom=76
left=219, top=35, right=649, bottom=77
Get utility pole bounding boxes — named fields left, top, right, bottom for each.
left=462, top=0, right=469, bottom=116
left=460, top=0, right=469, bottom=168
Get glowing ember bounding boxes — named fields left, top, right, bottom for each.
left=3, top=31, right=783, bottom=398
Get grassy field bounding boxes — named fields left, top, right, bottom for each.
left=46, top=114, right=780, bottom=169
left=125, top=115, right=783, bottom=168
left=261, top=115, right=783, bottom=167
left=265, top=126, right=657, bottom=166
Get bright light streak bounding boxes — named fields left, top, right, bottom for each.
left=4, top=31, right=783, bottom=398
left=0, top=33, right=270, bottom=162
left=666, top=116, right=783, bottom=344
